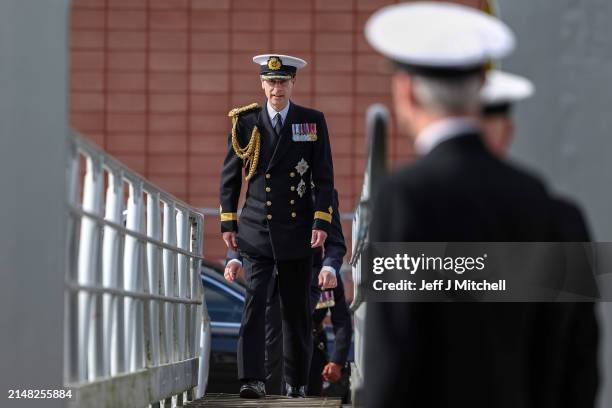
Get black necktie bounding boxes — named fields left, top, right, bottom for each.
left=274, top=113, right=282, bottom=136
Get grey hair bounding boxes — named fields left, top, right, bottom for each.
left=412, top=74, right=482, bottom=115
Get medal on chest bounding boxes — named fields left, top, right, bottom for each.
left=292, top=123, right=318, bottom=142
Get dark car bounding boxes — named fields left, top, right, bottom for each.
left=200, top=260, right=245, bottom=393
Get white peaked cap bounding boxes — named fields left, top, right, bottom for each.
left=365, top=2, right=515, bottom=71
left=481, top=70, right=534, bottom=105
left=252, top=54, right=307, bottom=79
left=252, top=54, right=307, bottom=69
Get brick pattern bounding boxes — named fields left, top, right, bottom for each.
left=71, top=0, right=486, bottom=261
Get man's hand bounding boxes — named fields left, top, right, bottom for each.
left=224, top=262, right=241, bottom=282
left=318, top=269, right=337, bottom=289
left=311, top=229, right=327, bottom=248
left=322, top=362, right=343, bottom=383
left=222, top=231, right=238, bottom=251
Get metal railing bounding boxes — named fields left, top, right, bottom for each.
left=65, top=132, right=210, bottom=407
left=350, top=104, right=388, bottom=309
left=349, top=104, right=389, bottom=407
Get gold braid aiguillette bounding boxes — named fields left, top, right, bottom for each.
left=228, top=103, right=261, bottom=181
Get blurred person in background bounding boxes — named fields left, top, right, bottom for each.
left=308, top=269, right=352, bottom=400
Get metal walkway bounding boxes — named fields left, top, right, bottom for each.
left=186, top=394, right=341, bottom=407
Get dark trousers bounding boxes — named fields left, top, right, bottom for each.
left=265, top=267, right=322, bottom=394
left=237, top=253, right=313, bottom=386
left=308, top=324, right=328, bottom=397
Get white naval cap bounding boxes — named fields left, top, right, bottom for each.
left=481, top=70, right=534, bottom=108
left=253, top=54, right=307, bottom=79
left=365, top=2, right=515, bottom=76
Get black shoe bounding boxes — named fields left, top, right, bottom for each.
left=240, top=380, right=265, bottom=399
left=286, top=384, right=306, bottom=398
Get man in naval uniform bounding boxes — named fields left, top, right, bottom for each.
left=224, top=188, right=347, bottom=395
left=219, top=54, right=335, bottom=398
left=363, top=3, right=598, bottom=407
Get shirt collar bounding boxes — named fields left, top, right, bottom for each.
left=267, top=100, right=291, bottom=125
left=414, top=117, right=480, bottom=156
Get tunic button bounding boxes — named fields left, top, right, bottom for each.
left=266, top=201, right=272, bottom=206
left=267, top=214, right=272, bottom=220
left=290, top=186, right=295, bottom=191
left=265, top=173, right=271, bottom=179
left=291, top=212, right=296, bottom=218
left=290, top=172, right=295, bottom=177
left=265, top=187, right=271, bottom=192
left=290, top=200, right=295, bottom=204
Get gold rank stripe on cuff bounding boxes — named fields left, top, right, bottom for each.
left=220, top=212, right=238, bottom=222
left=314, top=211, right=332, bottom=223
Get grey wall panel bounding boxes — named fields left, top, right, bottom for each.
left=0, top=1, right=70, bottom=406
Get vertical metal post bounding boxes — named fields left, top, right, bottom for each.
left=147, top=191, right=162, bottom=367
left=124, top=181, right=145, bottom=371
left=102, top=169, right=124, bottom=376
left=176, top=209, right=189, bottom=360
left=77, top=155, right=104, bottom=381
left=65, top=142, right=81, bottom=384
left=163, top=202, right=177, bottom=363
left=190, top=217, right=202, bottom=358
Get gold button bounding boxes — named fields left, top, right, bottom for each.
left=265, top=187, right=271, bottom=192
left=290, top=200, right=295, bottom=204
left=267, top=214, right=272, bottom=220
left=290, top=186, right=295, bottom=191
left=291, top=212, right=296, bottom=218
left=266, top=201, right=272, bottom=206
left=265, top=173, right=271, bottom=179
left=290, top=172, right=295, bottom=177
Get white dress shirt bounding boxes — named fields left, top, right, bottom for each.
left=267, top=100, right=291, bottom=128
left=414, top=117, right=480, bottom=156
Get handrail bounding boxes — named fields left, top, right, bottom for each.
left=65, top=131, right=210, bottom=407
left=349, top=104, right=389, bottom=408
left=350, top=104, right=389, bottom=312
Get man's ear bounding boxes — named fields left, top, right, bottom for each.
left=392, top=71, right=414, bottom=108
left=261, top=79, right=266, bottom=90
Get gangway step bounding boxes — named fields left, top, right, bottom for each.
left=186, top=393, right=342, bottom=407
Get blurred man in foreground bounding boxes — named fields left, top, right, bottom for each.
left=363, top=3, right=598, bottom=407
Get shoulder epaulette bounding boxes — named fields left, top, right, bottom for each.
left=228, top=102, right=260, bottom=118
left=228, top=102, right=261, bottom=182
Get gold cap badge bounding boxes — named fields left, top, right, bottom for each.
left=268, top=56, right=282, bottom=71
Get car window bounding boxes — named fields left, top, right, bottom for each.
left=203, top=279, right=243, bottom=323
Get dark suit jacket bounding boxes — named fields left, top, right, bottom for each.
left=226, top=190, right=346, bottom=276
left=551, top=196, right=591, bottom=241
left=220, top=101, right=334, bottom=260
left=365, top=133, right=598, bottom=408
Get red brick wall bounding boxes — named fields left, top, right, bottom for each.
left=70, top=0, right=485, bottom=261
